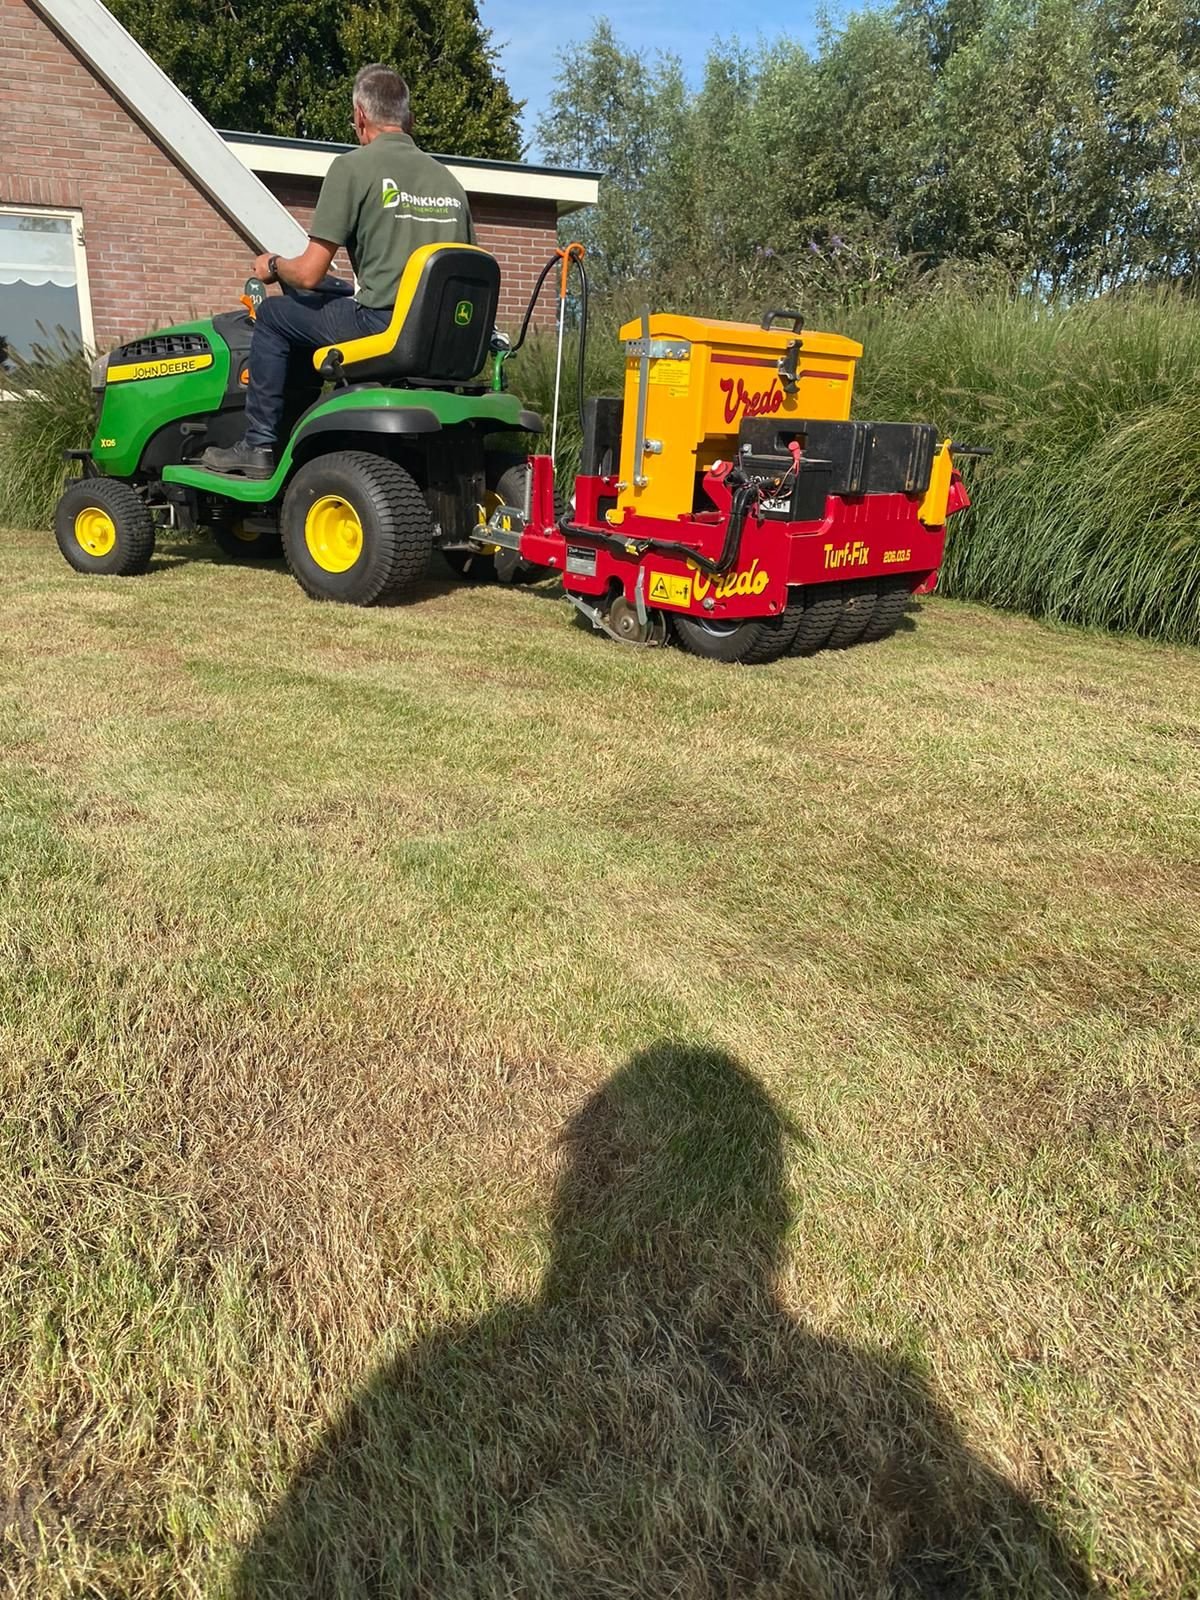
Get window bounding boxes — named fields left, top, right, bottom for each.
left=0, top=207, right=95, bottom=365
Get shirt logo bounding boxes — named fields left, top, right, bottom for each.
left=381, top=179, right=462, bottom=217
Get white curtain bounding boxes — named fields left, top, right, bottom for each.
left=0, top=215, right=77, bottom=289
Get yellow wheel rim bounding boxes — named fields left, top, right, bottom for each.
left=474, top=490, right=509, bottom=554
left=231, top=520, right=259, bottom=544
left=304, top=495, right=363, bottom=573
left=74, top=507, right=117, bottom=557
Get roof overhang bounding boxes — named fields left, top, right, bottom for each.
left=27, top=0, right=310, bottom=255
left=222, top=133, right=599, bottom=218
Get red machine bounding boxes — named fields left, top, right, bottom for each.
left=478, top=265, right=973, bottom=664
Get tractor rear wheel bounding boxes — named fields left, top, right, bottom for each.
left=826, top=579, right=879, bottom=649
left=671, top=593, right=806, bottom=665
left=54, top=478, right=155, bottom=577
left=282, top=451, right=433, bottom=605
left=860, top=577, right=911, bottom=643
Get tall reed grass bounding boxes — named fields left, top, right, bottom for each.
left=0, top=342, right=94, bottom=530
left=514, top=289, right=1200, bottom=645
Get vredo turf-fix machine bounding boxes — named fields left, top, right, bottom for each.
left=54, top=244, right=975, bottom=664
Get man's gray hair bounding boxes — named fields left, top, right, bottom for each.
left=353, top=65, right=412, bottom=132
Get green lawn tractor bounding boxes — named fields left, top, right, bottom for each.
left=56, top=243, right=544, bottom=604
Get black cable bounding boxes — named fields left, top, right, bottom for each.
left=559, top=476, right=761, bottom=578
left=508, top=256, right=560, bottom=359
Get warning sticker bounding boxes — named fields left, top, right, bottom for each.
left=648, top=358, right=691, bottom=397
left=647, top=571, right=692, bottom=609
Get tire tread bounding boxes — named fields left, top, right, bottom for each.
left=859, top=577, right=911, bottom=643
left=282, top=450, right=431, bottom=606
left=826, top=579, right=879, bottom=649
left=54, top=478, right=155, bottom=576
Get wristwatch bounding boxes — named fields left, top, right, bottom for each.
left=267, top=254, right=280, bottom=282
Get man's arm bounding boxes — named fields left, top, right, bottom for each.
left=254, top=240, right=338, bottom=291
left=254, top=152, right=354, bottom=290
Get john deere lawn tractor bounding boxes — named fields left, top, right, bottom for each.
left=55, top=242, right=974, bottom=664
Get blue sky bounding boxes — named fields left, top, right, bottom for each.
left=479, top=0, right=824, bottom=158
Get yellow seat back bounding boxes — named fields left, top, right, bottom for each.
left=313, top=244, right=501, bottom=383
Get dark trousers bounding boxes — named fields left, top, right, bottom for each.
left=243, top=287, right=392, bottom=449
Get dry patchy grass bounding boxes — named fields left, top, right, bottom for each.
left=0, top=526, right=1197, bottom=1597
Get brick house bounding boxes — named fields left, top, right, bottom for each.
left=0, top=0, right=597, bottom=361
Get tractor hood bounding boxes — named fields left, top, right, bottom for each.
left=91, top=315, right=245, bottom=479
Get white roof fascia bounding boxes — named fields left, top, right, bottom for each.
left=225, top=139, right=599, bottom=217
left=27, top=0, right=310, bottom=255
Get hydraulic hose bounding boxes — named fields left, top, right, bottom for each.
left=508, top=255, right=560, bottom=358
left=506, top=246, right=589, bottom=449
left=559, top=476, right=760, bottom=579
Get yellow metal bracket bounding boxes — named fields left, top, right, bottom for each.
left=918, top=441, right=954, bottom=527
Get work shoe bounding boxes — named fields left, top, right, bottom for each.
left=200, top=439, right=274, bottom=479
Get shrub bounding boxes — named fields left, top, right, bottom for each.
left=0, top=339, right=94, bottom=530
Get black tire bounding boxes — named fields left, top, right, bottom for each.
left=281, top=451, right=433, bottom=605
left=826, top=579, right=879, bottom=649
left=788, top=583, right=845, bottom=655
left=859, top=577, right=911, bottom=644
left=671, top=592, right=807, bottom=665
left=441, top=548, right=496, bottom=581
left=485, top=451, right=530, bottom=491
left=210, top=519, right=283, bottom=561
left=54, top=478, right=155, bottom=577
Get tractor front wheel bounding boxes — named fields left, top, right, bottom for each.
left=54, top=478, right=155, bottom=577
left=282, top=452, right=433, bottom=605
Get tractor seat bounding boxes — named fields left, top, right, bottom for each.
left=313, top=243, right=501, bottom=385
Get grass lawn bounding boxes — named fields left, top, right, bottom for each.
left=1, top=524, right=1197, bottom=1597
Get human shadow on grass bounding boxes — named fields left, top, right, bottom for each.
left=235, top=1042, right=1097, bottom=1600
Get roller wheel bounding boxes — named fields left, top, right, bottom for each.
left=860, top=578, right=911, bottom=643
left=671, top=593, right=807, bottom=665
left=788, top=583, right=845, bottom=655
left=211, top=518, right=283, bottom=561
left=826, top=579, right=879, bottom=649
left=281, top=451, right=433, bottom=605
left=54, top=478, right=155, bottom=577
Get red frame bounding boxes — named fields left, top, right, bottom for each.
left=516, top=455, right=969, bottom=621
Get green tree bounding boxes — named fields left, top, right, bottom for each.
left=109, top=0, right=523, bottom=159
left=544, top=0, right=1200, bottom=302
left=536, top=22, right=688, bottom=285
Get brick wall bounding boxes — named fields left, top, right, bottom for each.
left=474, top=200, right=560, bottom=328
left=1, top=0, right=562, bottom=349
left=0, top=0, right=254, bottom=347
left=264, top=177, right=559, bottom=329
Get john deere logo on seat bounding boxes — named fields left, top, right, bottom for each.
left=454, top=300, right=474, bottom=326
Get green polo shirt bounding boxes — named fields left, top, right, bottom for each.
left=309, top=131, right=475, bottom=309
